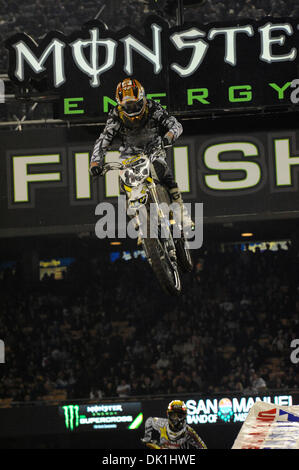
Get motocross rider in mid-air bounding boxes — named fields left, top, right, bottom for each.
left=89, top=77, right=193, bottom=230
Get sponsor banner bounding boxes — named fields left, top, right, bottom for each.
left=186, top=394, right=293, bottom=425
left=5, top=16, right=299, bottom=119
left=59, top=402, right=143, bottom=432
left=1, top=126, right=299, bottom=236
left=232, top=401, right=299, bottom=449
left=0, top=393, right=297, bottom=439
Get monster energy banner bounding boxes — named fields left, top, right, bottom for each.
left=1, top=125, right=299, bottom=237
left=5, top=15, right=299, bottom=119
left=59, top=402, right=143, bottom=432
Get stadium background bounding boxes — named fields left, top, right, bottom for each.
left=0, top=0, right=299, bottom=450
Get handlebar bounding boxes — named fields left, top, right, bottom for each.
left=99, top=147, right=164, bottom=176
left=100, top=162, right=123, bottom=175
left=93, top=145, right=170, bottom=177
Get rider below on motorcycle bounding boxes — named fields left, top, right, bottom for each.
left=141, top=400, right=207, bottom=449
left=89, top=77, right=194, bottom=231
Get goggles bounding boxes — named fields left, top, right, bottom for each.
left=123, top=99, right=144, bottom=116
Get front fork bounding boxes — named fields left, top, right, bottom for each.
left=125, top=181, right=177, bottom=263
left=148, top=184, right=177, bottom=263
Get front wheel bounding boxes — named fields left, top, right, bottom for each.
left=143, top=236, right=182, bottom=296
left=141, top=190, right=182, bottom=296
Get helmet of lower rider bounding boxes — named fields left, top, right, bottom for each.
left=115, top=78, right=148, bottom=127
left=167, top=400, right=187, bottom=433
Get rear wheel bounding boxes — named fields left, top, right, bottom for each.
left=175, top=238, right=193, bottom=273
left=156, top=184, right=193, bottom=274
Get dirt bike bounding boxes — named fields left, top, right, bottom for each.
left=141, top=439, right=181, bottom=449
left=144, top=441, right=163, bottom=449
left=99, top=148, right=193, bottom=296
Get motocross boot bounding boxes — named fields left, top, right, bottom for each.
left=168, top=185, right=195, bottom=234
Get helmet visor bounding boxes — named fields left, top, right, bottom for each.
left=168, top=411, right=186, bottom=432
left=123, top=99, right=144, bottom=116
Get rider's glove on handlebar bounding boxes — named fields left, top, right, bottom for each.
left=163, top=131, right=174, bottom=148
left=89, top=161, right=103, bottom=176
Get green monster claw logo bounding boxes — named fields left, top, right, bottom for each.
left=62, top=405, right=80, bottom=431
left=128, top=412, right=143, bottom=430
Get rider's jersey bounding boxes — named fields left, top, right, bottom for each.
left=91, top=99, right=183, bottom=163
left=143, top=417, right=207, bottom=449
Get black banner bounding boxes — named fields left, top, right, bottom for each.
left=5, top=16, right=299, bottom=119
left=0, top=392, right=297, bottom=450
left=1, top=125, right=299, bottom=236
left=58, top=402, right=143, bottom=432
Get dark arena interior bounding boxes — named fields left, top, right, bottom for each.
left=1, top=0, right=299, bottom=458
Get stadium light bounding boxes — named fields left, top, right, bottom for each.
left=241, top=233, right=253, bottom=237
left=148, top=0, right=206, bottom=25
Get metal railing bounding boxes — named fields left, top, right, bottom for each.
left=1, top=388, right=298, bottom=408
